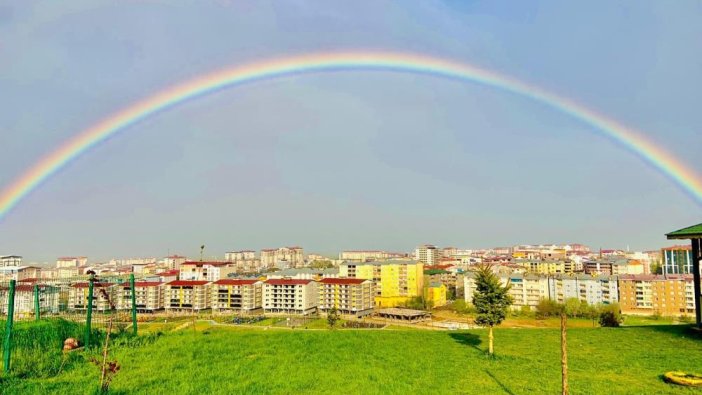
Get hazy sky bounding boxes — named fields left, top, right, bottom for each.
left=0, top=1, right=700, bottom=263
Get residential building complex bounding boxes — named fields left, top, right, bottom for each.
left=211, top=279, right=263, bottom=312
left=261, top=247, right=304, bottom=269
left=165, top=280, right=211, bottom=311
left=318, top=278, right=374, bottom=316
left=263, top=279, right=318, bottom=315
left=415, top=245, right=440, bottom=265
left=340, top=260, right=424, bottom=307
left=0, top=255, right=22, bottom=267
left=619, top=274, right=695, bottom=316
left=117, top=281, right=164, bottom=312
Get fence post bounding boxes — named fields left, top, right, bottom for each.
left=34, top=284, right=40, bottom=321
left=84, top=275, right=95, bottom=349
left=130, top=274, right=138, bottom=335
left=3, top=279, right=16, bottom=375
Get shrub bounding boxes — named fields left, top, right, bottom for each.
left=599, top=303, right=622, bottom=327
left=535, top=299, right=562, bottom=319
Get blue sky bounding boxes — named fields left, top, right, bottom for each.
left=0, top=1, right=700, bottom=262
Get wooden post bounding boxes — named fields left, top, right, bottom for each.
left=561, top=312, right=569, bottom=395
left=692, top=239, right=701, bottom=329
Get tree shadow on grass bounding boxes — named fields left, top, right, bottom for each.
left=448, top=332, right=482, bottom=352
left=620, top=324, right=702, bottom=339
left=485, top=369, right=515, bottom=395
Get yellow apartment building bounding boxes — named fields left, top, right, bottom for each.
left=318, top=278, right=374, bottom=316
left=164, top=280, right=211, bottom=311
left=619, top=274, right=695, bottom=316
left=211, top=279, right=262, bottom=312
left=340, top=260, right=424, bottom=307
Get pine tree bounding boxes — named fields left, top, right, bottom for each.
left=472, top=265, right=513, bottom=355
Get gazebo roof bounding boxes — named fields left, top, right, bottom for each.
left=666, top=223, right=702, bottom=240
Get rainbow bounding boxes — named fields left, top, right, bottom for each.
left=1, top=51, right=701, bottom=220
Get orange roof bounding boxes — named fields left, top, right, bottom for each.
left=167, top=280, right=209, bottom=286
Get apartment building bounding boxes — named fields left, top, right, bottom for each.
left=340, top=260, right=424, bottom=307
left=68, top=282, right=117, bottom=312
left=619, top=274, right=695, bottom=316
left=211, top=279, right=262, bottom=313
left=163, top=255, right=187, bottom=270
left=661, top=245, right=694, bottom=275
left=0, top=284, right=60, bottom=316
left=425, top=282, right=447, bottom=307
left=179, top=261, right=236, bottom=282
left=464, top=273, right=618, bottom=310
left=547, top=275, right=619, bottom=305
left=165, top=280, right=211, bottom=311
left=260, top=247, right=304, bottom=269
left=318, top=278, right=374, bottom=316
left=225, top=250, right=256, bottom=261
left=263, top=279, right=318, bottom=315
left=0, top=255, right=22, bottom=267
left=117, top=282, right=164, bottom=312
left=415, top=245, right=440, bottom=265
left=0, top=266, right=41, bottom=281
left=339, top=251, right=396, bottom=262
left=56, top=257, right=88, bottom=268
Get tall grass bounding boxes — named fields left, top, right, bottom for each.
left=0, top=319, right=101, bottom=378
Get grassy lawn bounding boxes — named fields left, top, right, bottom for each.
left=3, top=323, right=702, bottom=394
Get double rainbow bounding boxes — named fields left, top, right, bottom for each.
left=1, top=51, right=701, bottom=220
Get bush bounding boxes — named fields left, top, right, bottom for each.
left=599, top=304, right=622, bottom=327
left=450, top=299, right=475, bottom=314
left=535, top=299, right=562, bottom=319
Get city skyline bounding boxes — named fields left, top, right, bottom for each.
left=1, top=1, right=701, bottom=261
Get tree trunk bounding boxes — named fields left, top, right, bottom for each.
left=488, top=325, right=494, bottom=355
left=561, top=312, right=569, bottom=395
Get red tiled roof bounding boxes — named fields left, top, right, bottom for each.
left=123, top=282, right=163, bottom=288
left=71, top=282, right=114, bottom=288
left=265, top=279, right=311, bottom=286
left=319, top=278, right=366, bottom=285
left=213, top=279, right=258, bottom=286
left=157, top=270, right=179, bottom=276
left=167, top=280, right=209, bottom=286
left=18, top=278, right=39, bottom=283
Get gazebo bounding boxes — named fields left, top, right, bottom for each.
left=666, top=223, right=702, bottom=329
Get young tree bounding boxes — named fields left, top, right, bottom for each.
left=472, top=265, right=513, bottom=355
left=327, top=307, right=340, bottom=329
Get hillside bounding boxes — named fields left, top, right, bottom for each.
left=3, top=322, right=702, bottom=394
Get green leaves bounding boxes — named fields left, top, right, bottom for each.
left=472, top=265, right=513, bottom=327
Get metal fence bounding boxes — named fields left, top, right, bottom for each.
left=1, top=273, right=139, bottom=374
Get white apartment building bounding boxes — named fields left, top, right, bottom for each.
left=0, top=255, right=22, bottom=267
left=68, top=282, right=117, bottom=312
left=117, top=281, right=164, bottom=312
left=164, top=280, right=211, bottom=311
left=211, top=279, right=262, bottom=312
left=56, top=257, right=88, bottom=268
left=464, top=273, right=619, bottom=310
left=339, top=251, right=393, bottom=262
left=179, top=261, right=237, bottom=281
left=415, top=245, right=440, bottom=265
left=0, top=266, right=40, bottom=281
left=260, top=247, right=304, bottom=269
left=0, top=284, right=60, bottom=316
left=163, top=255, right=187, bottom=270
left=263, top=279, right=318, bottom=315
left=225, top=250, right=256, bottom=261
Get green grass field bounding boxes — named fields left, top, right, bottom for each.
left=3, top=321, right=702, bottom=394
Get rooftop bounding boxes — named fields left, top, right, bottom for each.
left=666, top=222, right=702, bottom=240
